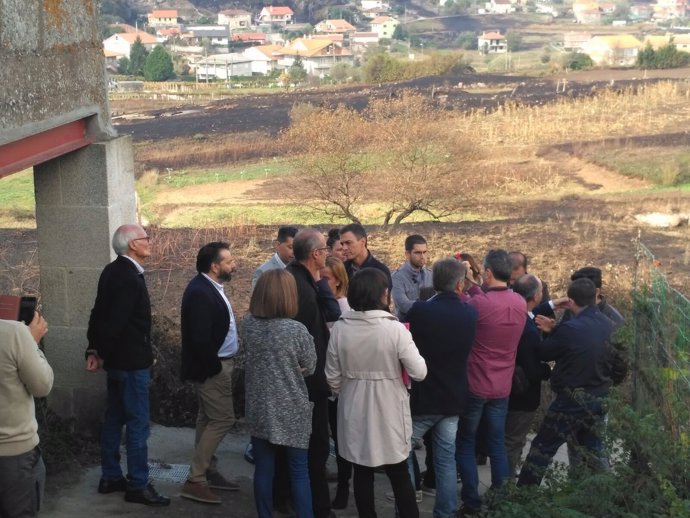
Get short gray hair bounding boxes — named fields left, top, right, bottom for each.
left=513, top=274, right=542, bottom=302
left=433, top=258, right=466, bottom=293
left=293, top=229, right=323, bottom=262
left=112, top=224, right=143, bottom=255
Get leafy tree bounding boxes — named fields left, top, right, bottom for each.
left=197, top=15, right=213, bottom=24
left=456, top=31, right=478, bottom=50
left=637, top=42, right=656, bottom=67
left=564, top=52, right=593, bottom=70
left=505, top=31, right=524, bottom=51
left=288, top=56, right=308, bottom=84
left=363, top=52, right=402, bottom=82
left=640, top=41, right=690, bottom=68
left=117, top=56, right=130, bottom=74
left=330, top=62, right=352, bottom=83
left=392, top=24, right=409, bottom=41
left=144, top=45, right=175, bottom=81
left=327, top=6, right=356, bottom=23
left=127, top=36, right=148, bottom=76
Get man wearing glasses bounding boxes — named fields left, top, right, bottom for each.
left=392, top=234, right=433, bottom=322
left=286, top=229, right=341, bottom=518
left=85, top=224, right=170, bottom=507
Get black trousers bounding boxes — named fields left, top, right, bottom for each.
left=352, top=461, right=419, bottom=518
left=309, top=396, right=332, bottom=518
left=328, top=398, right=353, bottom=486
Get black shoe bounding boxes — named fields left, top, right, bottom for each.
left=98, top=477, right=127, bottom=494
left=331, top=482, right=349, bottom=509
left=124, top=483, right=171, bottom=507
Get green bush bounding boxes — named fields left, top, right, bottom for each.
left=638, top=42, right=690, bottom=69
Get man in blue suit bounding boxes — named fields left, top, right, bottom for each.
left=517, top=278, right=615, bottom=487
left=180, top=242, right=240, bottom=504
left=406, top=258, right=478, bottom=518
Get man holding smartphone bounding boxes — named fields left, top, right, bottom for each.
left=0, top=311, right=52, bottom=517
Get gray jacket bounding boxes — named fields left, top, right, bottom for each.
left=391, top=261, right=433, bottom=321
left=251, top=253, right=286, bottom=289
left=243, top=315, right=316, bottom=449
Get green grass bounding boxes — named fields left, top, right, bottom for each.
left=0, top=169, right=35, bottom=227
left=159, top=161, right=294, bottom=188
left=584, top=146, right=690, bottom=186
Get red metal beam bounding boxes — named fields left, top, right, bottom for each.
left=0, top=119, right=93, bottom=179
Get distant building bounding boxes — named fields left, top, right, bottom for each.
left=218, top=9, right=253, bottom=30
left=184, top=26, right=231, bottom=46
left=370, top=16, right=400, bottom=39
left=103, top=49, right=125, bottom=72
left=196, top=53, right=253, bottom=80
left=582, top=34, right=642, bottom=66
left=315, top=19, right=357, bottom=35
left=485, top=0, right=515, bottom=14
left=630, top=3, right=654, bottom=20
left=478, top=31, right=507, bottom=53
left=257, top=6, right=294, bottom=25
left=103, top=32, right=159, bottom=58
left=573, top=0, right=602, bottom=23
left=147, top=10, right=179, bottom=28
left=563, top=31, right=592, bottom=51
left=653, top=0, right=687, bottom=20
left=643, top=32, right=690, bottom=51
left=361, top=0, right=391, bottom=10
left=231, top=32, right=269, bottom=45
left=275, top=37, right=354, bottom=77
left=243, top=44, right=282, bottom=74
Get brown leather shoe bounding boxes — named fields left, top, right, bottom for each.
left=206, top=470, right=240, bottom=491
left=180, top=480, right=222, bottom=504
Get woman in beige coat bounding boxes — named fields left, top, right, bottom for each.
left=325, top=268, right=427, bottom=518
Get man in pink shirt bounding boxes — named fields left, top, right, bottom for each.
left=457, top=250, right=526, bottom=516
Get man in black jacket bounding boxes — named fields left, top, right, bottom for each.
left=517, top=278, right=615, bottom=487
left=287, top=229, right=340, bottom=518
left=405, top=258, right=478, bottom=518
left=505, top=274, right=551, bottom=477
left=180, top=242, right=239, bottom=504
left=340, top=223, right=392, bottom=288
left=85, top=224, right=169, bottom=507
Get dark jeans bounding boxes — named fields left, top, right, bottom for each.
left=252, top=437, right=313, bottom=518
left=328, top=398, right=352, bottom=486
left=0, top=447, right=45, bottom=518
left=309, top=396, right=331, bottom=518
left=101, top=368, right=151, bottom=490
left=353, top=461, right=419, bottom=518
left=457, top=395, right=509, bottom=512
left=517, top=392, right=607, bottom=487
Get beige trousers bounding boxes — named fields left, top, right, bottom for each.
left=189, top=360, right=235, bottom=482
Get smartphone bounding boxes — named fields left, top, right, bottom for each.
left=18, top=296, right=37, bottom=325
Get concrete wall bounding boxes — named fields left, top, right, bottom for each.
left=1, top=0, right=137, bottom=427
left=0, top=0, right=115, bottom=146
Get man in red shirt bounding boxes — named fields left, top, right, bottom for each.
left=457, top=249, right=526, bottom=516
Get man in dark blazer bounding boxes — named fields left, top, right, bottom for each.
left=517, top=278, right=615, bottom=487
left=85, top=224, right=169, bottom=507
left=180, top=242, right=240, bottom=504
left=405, top=258, right=478, bottom=518
left=287, top=229, right=340, bottom=518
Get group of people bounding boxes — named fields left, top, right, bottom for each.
left=0, top=221, right=625, bottom=518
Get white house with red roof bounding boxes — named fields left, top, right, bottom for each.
left=243, top=44, right=283, bottom=74
left=478, top=31, right=507, bottom=53
left=370, top=16, right=399, bottom=39
left=147, top=10, right=179, bottom=28
left=257, top=6, right=294, bottom=25
left=103, top=31, right=160, bottom=58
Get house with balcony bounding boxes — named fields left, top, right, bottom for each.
left=478, top=31, right=507, bottom=53
left=218, top=9, right=253, bottom=30
left=275, top=38, right=354, bottom=77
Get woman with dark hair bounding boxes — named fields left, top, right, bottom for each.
left=325, top=268, right=427, bottom=518
left=243, top=269, right=317, bottom=518
left=326, top=229, right=346, bottom=261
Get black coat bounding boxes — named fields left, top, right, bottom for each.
left=286, top=262, right=334, bottom=400
left=345, top=251, right=393, bottom=288
left=406, top=292, right=478, bottom=416
left=180, top=274, right=232, bottom=383
left=87, top=256, right=152, bottom=370
left=508, top=316, right=550, bottom=412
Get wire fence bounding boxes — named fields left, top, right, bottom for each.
left=630, top=238, right=690, bottom=493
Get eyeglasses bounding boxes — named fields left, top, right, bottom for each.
left=312, top=247, right=330, bottom=254
left=131, top=236, right=151, bottom=243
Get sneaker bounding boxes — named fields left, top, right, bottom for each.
left=206, top=470, right=240, bottom=491
left=385, top=490, right=423, bottom=503
left=180, top=480, right=222, bottom=504
left=420, top=483, right=436, bottom=497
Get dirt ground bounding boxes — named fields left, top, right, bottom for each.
left=112, top=68, right=690, bottom=140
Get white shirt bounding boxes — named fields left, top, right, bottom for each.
left=121, top=254, right=144, bottom=274
left=201, top=273, right=238, bottom=358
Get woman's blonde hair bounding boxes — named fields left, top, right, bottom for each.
left=325, top=256, right=349, bottom=298
left=249, top=269, right=298, bottom=319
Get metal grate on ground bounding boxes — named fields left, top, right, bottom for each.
left=147, top=460, right=190, bottom=484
